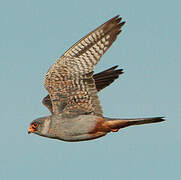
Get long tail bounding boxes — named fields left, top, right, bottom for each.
left=104, top=117, right=165, bottom=132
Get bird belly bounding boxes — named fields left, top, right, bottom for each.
left=51, top=115, right=107, bottom=142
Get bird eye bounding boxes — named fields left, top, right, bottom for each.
left=32, top=122, right=38, bottom=129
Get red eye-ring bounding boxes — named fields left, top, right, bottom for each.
left=32, top=122, right=38, bottom=129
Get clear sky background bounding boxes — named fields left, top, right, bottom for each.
left=0, top=0, right=180, bottom=179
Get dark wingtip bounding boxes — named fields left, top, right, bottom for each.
left=109, top=15, right=126, bottom=26
left=114, top=15, right=120, bottom=20
left=121, top=21, right=126, bottom=26
left=112, top=65, right=119, bottom=69
left=116, top=68, right=124, bottom=75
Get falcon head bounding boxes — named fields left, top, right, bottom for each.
left=28, top=116, right=51, bottom=136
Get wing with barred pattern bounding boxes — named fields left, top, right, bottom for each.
left=44, top=15, right=125, bottom=115
left=42, top=66, right=123, bottom=114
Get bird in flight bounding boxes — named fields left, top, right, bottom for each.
left=28, top=15, right=164, bottom=142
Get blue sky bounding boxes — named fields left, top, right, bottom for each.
left=0, top=0, right=180, bottom=179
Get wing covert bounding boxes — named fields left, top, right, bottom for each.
left=42, top=66, right=123, bottom=114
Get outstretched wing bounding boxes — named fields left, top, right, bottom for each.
left=44, top=15, right=125, bottom=115
left=42, top=65, right=123, bottom=114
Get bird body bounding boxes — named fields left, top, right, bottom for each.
left=42, top=115, right=105, bottom=141
left=30, top=114, right=164, bottom=142
left=28, top=15, right=164, bottom=142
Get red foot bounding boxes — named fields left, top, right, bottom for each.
left=111, top=129, right=119, bottom=132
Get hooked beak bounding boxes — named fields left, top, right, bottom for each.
left=28, top=126, right=34, bottom=134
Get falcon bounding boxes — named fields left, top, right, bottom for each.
left=28, top=15, right=164, bottom=142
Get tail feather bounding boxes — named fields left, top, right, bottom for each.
left=125, top=117, right=165, bottom=126
left=105, top=117, right=165, bottom=131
